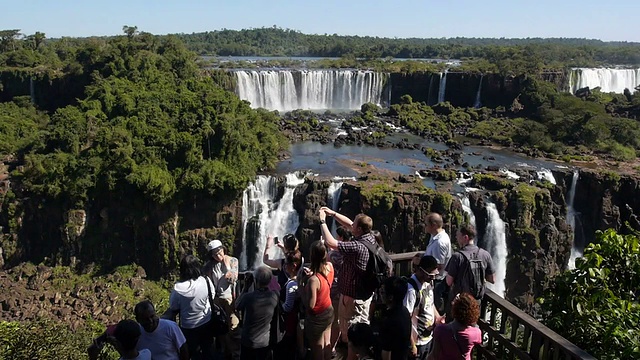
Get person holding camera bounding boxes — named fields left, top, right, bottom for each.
left=263, top=233, right=303, bottom=298
left=236, top=265, right=279, bottom=360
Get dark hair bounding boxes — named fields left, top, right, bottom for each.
left=354, top=214, right=373, bottom=233
left=114, top=319, right=141, bottom=351
left=179, top=254, right=202, bottom=281
left=452, top=293, right=481, bottom=326
left=426, top=213, right=444, bottom=228
left=309, top=240, right=328, bottom=274
left=134, top=300, right=155, bottom=316
left=383, top=276, right=408, bottom=305
left=285, top=251, right=302, bottom=272
left=458, top=223, right=477, bottom=239
left=336, top=226, right=352, bottom=241
left=371, top=229, right=384, bottom=248
left=283, top=233, right=299, bottom=252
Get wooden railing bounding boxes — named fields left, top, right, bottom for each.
left=389, top=252, right=595, bottom=360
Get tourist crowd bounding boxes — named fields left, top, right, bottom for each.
left=88, top=208, right=495, bottom=360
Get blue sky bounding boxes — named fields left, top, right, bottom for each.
left=2, top=0, right=639, bottom=42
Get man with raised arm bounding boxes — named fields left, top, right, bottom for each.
left=319, top=206, right=375, bottom=360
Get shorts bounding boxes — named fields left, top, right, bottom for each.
left=339, top=294, right=372, bottom=326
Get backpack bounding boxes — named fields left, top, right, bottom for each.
left=458, top=248, right=486, bottom=299
left=269, top=296, right=286, bottom=347
left=356, top=238, right=393, bottom=300
left=404, top=276, right=422, bottom=310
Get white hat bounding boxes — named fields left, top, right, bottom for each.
left=206, top=239, right=223, bottom=251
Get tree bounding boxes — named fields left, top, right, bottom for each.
left=122, top=25, right=138, bottom=38
left=541, top=229, right=640, bottom=360
left=0, top=29, right=21, bottom=51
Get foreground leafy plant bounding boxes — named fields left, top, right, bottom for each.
left=541, top=229, right=640, bottom=360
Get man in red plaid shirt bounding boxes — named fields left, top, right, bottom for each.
left=319, top=206, right=376, bottom=360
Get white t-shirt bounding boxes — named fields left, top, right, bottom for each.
left=169, top=277, right=212, bottom=329
left=137, top=319, right=186, bottom=360
left=120, top=348, right=151, bottom=360
left=424, top=230, right=452, bottom=280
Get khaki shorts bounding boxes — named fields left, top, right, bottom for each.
left=215, top=297, right=239, bottom=331
left=338, top=294, right=372, bottom=341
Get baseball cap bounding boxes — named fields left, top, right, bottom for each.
left=419, top=255, right=439, bottom=276
left=206, top=239, right=223, bottom=251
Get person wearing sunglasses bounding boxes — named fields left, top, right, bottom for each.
left=404, top=255, right=445, bottom=359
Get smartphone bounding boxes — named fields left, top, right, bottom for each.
left=274, top=236, right=280, bottom=245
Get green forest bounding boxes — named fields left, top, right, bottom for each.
left=0, top=26, right=285, bottom=217
left=174, top=27, right=640, bottom=67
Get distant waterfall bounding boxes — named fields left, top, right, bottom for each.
left=460, top=193, right=476, bottom=229
left=473, top=75, right=484, bottom=108
left=327, top=181, right=343, bottom=237
left=567, top=170, right=581, bottom=269
left=240, top=173, right=305, bottom=270
left=485, top=202, right=507, bottom=298
left=234, top=70, right=389, bottom=112
left=569, top=68, right=640, bottom=94
left=437, top=71, right=448, bottom=103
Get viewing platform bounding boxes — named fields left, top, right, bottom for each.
left=239, top=251, right=595, bottom=360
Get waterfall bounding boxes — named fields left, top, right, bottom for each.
left=427, top=74, right=436, bottom=105
left=240, top=173, right=305, bottom=270
left=473, top=75, right=484, bottom=108
left=460, top=194, right=476, bottom=229
left=535, top=168, right=556, bottom=185
left=234, top=70, right=388, bottom=112
left=567, top=170, right=581, bottom=269
left=569, top=68, right=640, bottom=94
left=327, top=181, right=343, bottom=237
left=484, top=202, right=507, bottom=298
left=437, top=71, right=448, bottom=103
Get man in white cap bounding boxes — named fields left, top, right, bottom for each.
left=202, top=239, right=239, bottom=360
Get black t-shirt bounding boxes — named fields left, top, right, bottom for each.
left=378, top=305, right=411, bottom=360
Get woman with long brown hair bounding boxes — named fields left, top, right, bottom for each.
left=302, top=240, right=335, bottom=360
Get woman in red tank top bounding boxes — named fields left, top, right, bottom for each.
left=303, top=240, right=335, bottom=360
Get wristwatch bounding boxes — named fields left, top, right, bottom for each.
left=320, top=220, right=326, bottom=224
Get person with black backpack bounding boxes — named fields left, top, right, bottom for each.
left=403, top=255, right=445, bottom=359
left=319, top=207, right=383, bottom=360
left=445, top=224, right=495, bottom=321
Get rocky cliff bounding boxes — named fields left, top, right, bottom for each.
left=2, top=165, right=640, bottom=309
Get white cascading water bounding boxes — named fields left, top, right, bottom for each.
left=484, top=202, right=507, bottom=298
left=569, top=68, right=640, bottom=94
left=235, top=70, right=388, bottom=112
left=437, top=71, right=448, bottom=103
left=473, top=75, right=484, bottom=108
left=535, top=168, right=556, bottom=185
left=327, top=181, right=343, bottom=237
left=460, top=194, right=477, bottom=229
left=567, top=170, right=580, bottom=269
left=240, top=173, right=305, bottom=270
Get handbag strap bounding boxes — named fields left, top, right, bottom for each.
left=203, top=275, right=215, bottom=311
left=450, top=324, right=467, bottom=359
